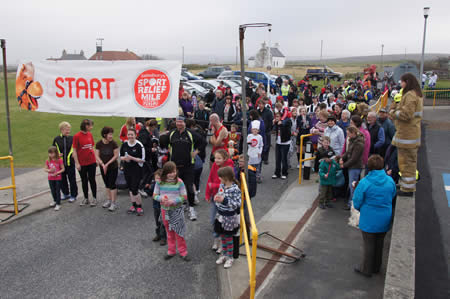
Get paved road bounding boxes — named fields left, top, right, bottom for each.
left=415, top=108, right=450, bottom=299
left=0, top=141, right=299, bottom=298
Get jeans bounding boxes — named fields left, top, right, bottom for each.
left=275, top=144, right=290, bottom=177
left=348, top=168, right=362, bottom=206
left=61, top=164, right=78, bottom=198
left=78, top=163, right=97, bottom=199
left=262, top=131, right=272, bottom=163
left=49, top=180, right=61, bottom=205
left=210, top=200, right=218, bottom=238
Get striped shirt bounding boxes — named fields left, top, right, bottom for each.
left=153, top=178, right=187, bottom=211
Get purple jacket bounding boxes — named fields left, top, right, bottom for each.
left=179, top=99, right=193, bottom=117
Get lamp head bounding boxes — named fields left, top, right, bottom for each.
left=423, top=7, right=430, bottom=18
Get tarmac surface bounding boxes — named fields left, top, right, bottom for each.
left=0, top=141, right=299, bottom=298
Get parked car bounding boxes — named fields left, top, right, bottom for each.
left=214, top=80, right=242, bottom=94
left=189, top=80, right=240, bottom=95
left=198, top=66, right=231, bottom=78
left=232, top=71, right=276, bottom=89
left=180, top=75, right=188, bottom=82
left=306, top=66, right=343, bottom=81
left=182, top=70, right=203, bottom=80
left=217, top=74, right=251, bottom=84
left=279, top=74, right=294, bottom=81
left=182, top=82, right=208, bottom=98
left=217, top=70, right=234, bottom=78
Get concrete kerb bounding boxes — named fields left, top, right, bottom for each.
left=383, top=195, right=416, bottom=299
left=218, top=174, right=319, bottom=299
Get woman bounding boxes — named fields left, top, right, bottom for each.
left=340, top=126, right=365, bottom=210
left=223, top=96, right=236, bottom=128
left=353, top=155, right=396, bottom=277
left=120, top=129, right=145, bottom=216
left=119, top=117, right=141, bottom=143
left=224, top=86, right=233, bottom=99
left=272, top=111, right=292, bottom=180
left=73, top=119, right=97, bottom=206
left=288, top=107, right=299, bottom=169
left=389, top=73, right=423, bottom=197
left=179, top=91, right=193, bottom=118
left=95, top=126, right=119, bottom=211
left=296, top=107, right=311, bottom=168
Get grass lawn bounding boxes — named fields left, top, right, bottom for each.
left=0, top=76, right=126, bottom=168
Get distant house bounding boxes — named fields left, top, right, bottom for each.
left=248, top=42, right=285, bottom=68
left=47, top=50, right=87, bottom=61
left=89, top=44, right=141, bottom=60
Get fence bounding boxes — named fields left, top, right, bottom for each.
left=423, top=89, right=450, bottom=107
left=0, top=156, right=18, bottom=215
left=239, top=172, right=259, bottom=299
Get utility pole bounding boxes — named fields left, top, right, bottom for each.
left=320, top=40, right=323, bottom=65
left=182, top=46, right=184, bottom=65
left=420, top=7, right=430, bottom=81
left=1, top=39, right=13, bottom=155
left=381, top=44, right=384, bottom=73
left=236, top=46, right=238, bottom=67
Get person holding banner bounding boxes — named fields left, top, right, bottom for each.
left=120, top=128, right=146, bottom=216
left=72, top=119, right=97, bottom=207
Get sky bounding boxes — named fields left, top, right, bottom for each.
left=1, top=0, right=449, bottom=64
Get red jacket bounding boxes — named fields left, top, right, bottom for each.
left=205, top=158, right=234, bottom=200
left=119, top=124, right=142, bottom=142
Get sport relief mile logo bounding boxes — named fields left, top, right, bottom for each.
left=134, top=69, right=171, bottom=109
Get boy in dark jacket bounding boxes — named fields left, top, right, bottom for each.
left=318, top=151, right=340, bottom=209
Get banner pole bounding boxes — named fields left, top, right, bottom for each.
left=1, top=39, right=13, bottom=156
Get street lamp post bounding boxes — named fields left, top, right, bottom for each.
left=239, top=23, right=272, bottom=178
left=419, top=7, right=430, bottom=82
left=381, top=44, right=384, bottom=74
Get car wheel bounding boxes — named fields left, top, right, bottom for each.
left=312, top=76, right=318, bottom=81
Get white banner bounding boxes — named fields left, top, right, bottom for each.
left=15, top=60, right=181, bottom=117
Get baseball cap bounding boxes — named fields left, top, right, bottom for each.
left=379, top=108, right=387, bottom=113
left=176, top=115, right=185, bottom=121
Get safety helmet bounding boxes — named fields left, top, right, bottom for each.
left=394, top=88, right=403, bottom=103
left=348, top=102, right=356, bottom=112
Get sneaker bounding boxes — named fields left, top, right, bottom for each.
left=69, top=197, right=76, bottom=203
left=138, top=189, right=148, bottom=197
left=216, top=246, right=223, bottom=255
left=195, top=190, right=200, bottom=195
left=216, top=255, right=227, bottom=265
left=102, top=200, right=111, bottom=208
left=108, top=203, right=117, bottom=212
left=212, top=238, right=220, bottom=251
left=281, top=175, right=287, bottom=180
left=49, top=202, right=56, bottom=207
left=160, top=239, right=167, bottom=246
left=54, top=205, right=61, bottom=211
left=61, top=194, right=70, bottom=201
left=194, top=193, right=200, bottom=205
left=90, top=198, right=97, bottom=207
left=153, top=235, right=161, bottom=242
left=272, top=174, right=279, bottom=179
left=136, top=207, right=144, bottom=216
left=80, top=198, right=89, bottom=206
left=164, top=254, right=175, bottom=260
left=127, top=206, right=136, bottom=214
left=189, top=207, right=197, bottom=221
left=224, top=257, right=234, bottom=269
left=181, top=255, right=191, bottom=262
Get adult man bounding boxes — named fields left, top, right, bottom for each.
left=169, top=116, right=205, bottom=220
left=367, top=111, right=385, bottom=156
left=378, top=108, right=396, bottom=157
left=363, top=84, right=373, bottom=103
left=212, top=90, right=225, bottom=120
left=281, top=80, right=290, bottom=100
left=324, top=115, right=345, bottom=155
left=209, top=113, right=229, bottom=161
left=194, top=100, right=210, bottom=130
left=421, top=73, right=427, bottom=89
left=257, top=98, right=273, bottom=165
left=204, top=88, right=215, bottom=106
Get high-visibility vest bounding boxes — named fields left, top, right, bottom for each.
left=281, top=85, right=290, bottom=97
left=394, top=89, right=403, bottom=103
left=169, top=129, right=195, bottom=164
left=364, top=90, right=372, bottom=101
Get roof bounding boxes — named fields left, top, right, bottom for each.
left=248, top=56, right=255, bottom=60
left=61, top=53, right=86, bottom=60
left=270, top=47, right=285, bottom=58
left=89, top=51, right=141, bottom=60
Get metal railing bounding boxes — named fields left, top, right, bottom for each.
left=0, top=156, right=18, bottom=215
left=298, top=134, right=316, bottom=184
left=423, top=89, right=450, bottom=107
left=239, top=172, right=258, bottom=299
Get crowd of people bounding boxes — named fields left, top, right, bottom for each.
left=44, top=70, right=423, bottom=272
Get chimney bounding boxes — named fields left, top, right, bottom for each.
left=96, top=38, right=104, bottom=53
left=96, top=45, right=102, bottom=53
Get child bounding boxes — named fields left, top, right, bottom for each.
left=228, top=124, right=241, bottom=145
left=227, top=141, right=239, bottom=163
left=150, top=169, right=166, bottom=246
left=318, top=151, right=340, bottom=209
left=247, top=120, right=263, bottom=175
left=45, top=146, right=65, bottom=211
left=214, top=166, right=241, bottom=269
left=153, top=162, right=190, bottom=261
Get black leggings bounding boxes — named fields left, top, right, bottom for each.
left=79, top=163, right=97, bottom=199
left=124, top=167, right=142, bottom=196
left=100, top=166, right=118, bottom=190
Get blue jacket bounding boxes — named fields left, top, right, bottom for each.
left=353, top=169, right=396, bottom=233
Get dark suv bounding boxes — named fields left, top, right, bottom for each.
left=198, top=66, right=231, bottom=78
left=306, top=66, right=343, bottom=81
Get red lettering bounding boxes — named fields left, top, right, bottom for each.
left=76, top=78, right=88, bottom=99
left=89, top=78, right=102, bottom=99
left=102, top=78, right=115, bottom=99
left=65, top=77, right=76, bottom=98
left=55, top=77, right=65, bottom=98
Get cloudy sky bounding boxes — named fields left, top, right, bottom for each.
left=2, top=0, right=448, bottom=64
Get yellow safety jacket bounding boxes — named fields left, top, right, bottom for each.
left=281, top=85, right=290, bottom=97
left=391, top=90, right=423, bottom=149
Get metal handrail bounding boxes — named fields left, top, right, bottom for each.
left=422, top=89, right=450, bottom=107
left=298, top=134, right=316, bottom=184
left=239, top=172, right=258, bottom=299
left=0, top=156, right=18, bottom=214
